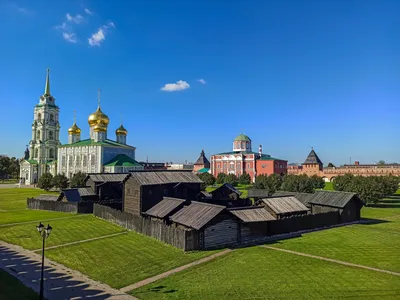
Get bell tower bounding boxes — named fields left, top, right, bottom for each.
left=29, top=69, right=60, bottom=176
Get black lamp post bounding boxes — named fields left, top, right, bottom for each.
left=36, top=222, right=52, bottom=300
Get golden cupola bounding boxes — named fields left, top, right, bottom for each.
left=68, top=122, right=81, bottom=135
left=88, top=106, right=110, bottom=127
left=116, top=124, right=128, bottom=135
left=93, top=122, right=107, bottom=132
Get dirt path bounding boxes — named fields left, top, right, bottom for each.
left=0, top=241, right=137, bottom=300
left=32, top=232, right=127, bottom=252
left=263, top=246, right=400, bottom=276
left=120, top=249, right=232, bottom=293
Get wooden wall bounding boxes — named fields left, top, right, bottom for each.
left=93, top=204, right=200, bottom=251
left=203, top=213, right=239, bottom=249
left=27, top=198, right=78, bottom=213
left=240, top=222, right=269, bottom=242
left=124, top=179, right=141, bottom=215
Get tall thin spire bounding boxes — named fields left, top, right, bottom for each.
left=73, top=110, right=77, bottom=124
left=44, top=68, right=51, bottom=96
left=97, top=88, right=101, bottom=107
left=120, top=113, right=123, bottom=125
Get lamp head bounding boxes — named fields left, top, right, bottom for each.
left=45, top=224, right=52, bottom=236
left=37, top=222, right=44, bottom=233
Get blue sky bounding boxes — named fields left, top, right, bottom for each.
left=0, top=0, right=399, bottom=165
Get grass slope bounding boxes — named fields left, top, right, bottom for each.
left=0, top=215, right=126, bottom=250
left=0, top=270, right=37, bottom=300
left=45, top=232, right=218, bottom=289
left=132, top=247, right=400, bottom=300
left=0, top=188, right=57, bottom=211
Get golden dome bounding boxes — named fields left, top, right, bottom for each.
left=88, top=106, right=110, bottom=127
left=68, top=123, right=81, bottom=135
left=116, top=124, right=128, bottom=135
left=93, top=122, right=107, bottom=132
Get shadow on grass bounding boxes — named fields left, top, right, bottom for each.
left=135, top=285, right=178, bottom=295
left=359, top=218, right=391, bottom=225
left=0, top=245, right=118, bottom=300
left=367, top=204, right=400, bottom=208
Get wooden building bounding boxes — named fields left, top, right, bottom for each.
left=85, top=173, right=129, bottom=201
left=309, top=190, right=363, bottom=222
left=144, top=197, right=186, bottom=222
left=258, top=196, right=309, bottom=219
left=170, top=201, right=239, bottom=249
left=229, top=206, right=275, bottom=242
left=58, top=187, right=98, bottom=202
left=123, top=170, right=203, bottom=216
left=272, top=191, right=316, bottom=208
left=210, top=183, right=241, bottom=201
left=34, top=194, right=60, bottom=201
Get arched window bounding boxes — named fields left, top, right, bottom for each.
left=61, top=155, right=66, bottom=167
left=49, top=148, right=54, bottom=158
left=50, top=114, right=54, bottom=122
left=35, top=148, right=38, bottom=158
left=82, top=155, right=87, bottom=167
left=68, top=155, right=73, bottom=167
left=49, top=131, right=53, bottom=140
left=90, top=154, right=96, bottom=166
left=37, top=130, right=41, bottom=140
left=76, top=155, right=81, bottom=166
left=37, top=113, right=42, bottom=120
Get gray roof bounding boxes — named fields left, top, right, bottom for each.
left=310, top=190, right=361, bottom=208
left=61, top=187, right=97, bottom=202
left=170, top=201, right=225, bottom=230
left=129, top=171, right=203, bottom=186
left=211, top=183, right=241, bottom=195
left=34, top=194, right=60, bottom=201
left=145, top=197, right=186, bottom=218
left=194, top=150, right=210, bottom=166
left=248, top=189, right=270, bottom=198
left=262, top=196, right=309, bottom=214
left=229, top=206, right=275, bottom=222
left=304, top=150, right=323, bottom=165
left=85, top=173, right=130, bottom=183
left=272, top=191, right=316, bottom=208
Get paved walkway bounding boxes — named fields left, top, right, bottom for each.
left=263, top=246, right=400, bottom=276
left=0, top=241, right=137, bottom=300
left=120, top=249, right=232, bottom=292
left=32, top=232, right=127, bottom=252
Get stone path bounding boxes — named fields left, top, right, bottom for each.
left=32, top=232, right=128, bottom=252
left=0, top=241, right=137, bottom=300
left=120, top=249, right=232, bottom=293
left=263, top=246, right=400, bottom=276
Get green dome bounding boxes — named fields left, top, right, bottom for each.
left=234, top=134, right=251, bottom=142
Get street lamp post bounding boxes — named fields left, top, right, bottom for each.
left=36, top=222, right=52, bottom=300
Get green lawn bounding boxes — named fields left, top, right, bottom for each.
left=324, top=182, right=334, bottom=190
left=132, top=246, right=400, bottom=300
left=0, top=270, right=37, bottom=300
left=45, top=232, right=218, bottom=289
left=0, top=188, right=57, bottom=211
left=0, top=215, right=126, bottom=250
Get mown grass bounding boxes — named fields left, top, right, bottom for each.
left=324, top=181, right=334, bottom=190
left=45, top=232, right=219, bottom=289
left=269, top=206, right=400, bottom=273
left=0, top=270, right=37, bottom=300
left=132, top=246, right=400, bottom=300
left=0, top=215, right=126, bottom=250
left=0, top=188, right=57, bottom=211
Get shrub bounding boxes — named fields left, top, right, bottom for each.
left=216, top=173, right=228, bottom=184
left=70, top=172, right=87, bottom=188
left=225, top=174, right=239, bottom=186
left=238, top=173, right=251, bottom=185
left=52, top=174, right=69, bottom=191
left=37, top=173, right=54, bottom=191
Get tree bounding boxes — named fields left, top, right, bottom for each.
left=197, top=172, right=216, bottom=186
left=216, top=173, right=228, bottom=184
left=238, top=173, right=251, bottom=185
left=254, top=174, right=268, bottom=189
left=281, top=174, right=314, bottom=193
left=0, top=156, right=10, bottom=180
left=377, top=160, right=386, bottom=166
left=52, top=174, right=69, bottom=191
left=70, top=172, right=87, bottom=188
left=8, top=157, right=20, bottom=179
left=266, top=174, right=283, bottom=194
left=37, top=173, right=54, bottom=191
left=225, top=174, right=239, bottom=186
left=310, top=175, right=325, bottom=189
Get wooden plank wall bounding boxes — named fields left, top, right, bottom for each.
left=27, top=198, right=79, bottom=213
left=124, top=179, right=141, bottom=215
left=203, top=214, right=239, bottom=249
left=93, top=204, right=199, bottom=251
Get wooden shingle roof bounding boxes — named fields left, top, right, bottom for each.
left=129, top=170, right=203, bottom=186
left=272, top=191, right=316, bottom=208
left=34, top=194, right=60, bottom=201
left=261, top=196, right=309, bottom=214
left=248, top=189, right=270, bottom=198
left=229, top=206, right=275, bottom=222
left=310, top=190, right=361, bottom=208
left=85, top=173, right=130, bottom=183
left=145, top=197, right=186, bottom=218
left=210, top=183, right=241, bottom=195
left=61, top=187, right=97, bottom=202
left=170, top=201, right=225, bottom=230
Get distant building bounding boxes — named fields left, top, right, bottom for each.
left=288, top=149, right=400, bottom=181
left=139, top=162, right=168, bottom=170
left=193, top=150, right=210, bottom=174
left=167, top=163, right=193, bottom=171
left=210, top=134, right=287, bottom=182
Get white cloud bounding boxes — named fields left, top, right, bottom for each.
left=9, top=4, right=33, bottom=15
left=55, top=22, right=69, bottom=30
left=88, top=22, right=115, bottom=47
left=198, top=79, right=206, bottom=84
left=62, top=32, right=77, bottom=43
left=66, top=13, right=84, bottom=24
left=161, top=80, right=190, bottom=92
left=84, top=8, right=93, bottom=15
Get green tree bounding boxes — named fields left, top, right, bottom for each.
left=225, top=174, right=239, bottom=186
left=197, top=172, right=216, bottom=186
left=0, top=156, right=10, bottom=180
left=254, top=174, right=268, bottom=189
left=377, top=160, right=386, bottom=166
left=52, top=174, right=69, bottom=191
left=266, top=173, right=283, bottom=194
left=8, top=157, right=20, bottom=179
left=332, top=174, right=354, bottom=191
left=69, top=171, right=87, bottom=188
left=216, top=173, right=228, bottom=184
left=281, top=174, right=314, bottom=193
left=238, top=172, right=251, bottom=185
left=37, top=173, right=54, bottom=191
left=310, top=175, right=325, bottom=189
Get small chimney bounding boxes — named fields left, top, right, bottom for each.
left=259, top=145, right=262, bottom=158
left=355, top=161, right=359, bottom=166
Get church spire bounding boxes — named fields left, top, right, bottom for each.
left=44, top=68, right=51, bottom=96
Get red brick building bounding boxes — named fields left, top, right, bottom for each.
left=210, top=134, right=287, bottom=182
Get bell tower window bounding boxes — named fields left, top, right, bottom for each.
left=49, top=131, right=53, bottom=140
left=37, top=130, right=41, bottom=140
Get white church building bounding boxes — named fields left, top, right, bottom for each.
left=20, top=69, right=143, bottom=185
